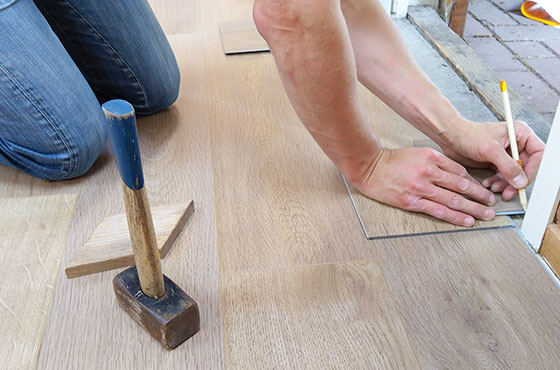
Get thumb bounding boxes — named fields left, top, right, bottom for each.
left=485, top=144, right=528, bottom=189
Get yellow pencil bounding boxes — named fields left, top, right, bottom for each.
left=500, top=80, right=528, bottom=211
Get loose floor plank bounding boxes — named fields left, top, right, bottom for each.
left=219, top=20, right=269, bottom=55
left=0, top=194, right=77, bottom=370
left=222, top=261, right=421, bottom=370
left=413, top=139, right=524, bottom=215
left=35, top=35, right=224, bottom=369
left=373, top=228, right=560, bottom=369
left=347, top=87, right=511, bottom=238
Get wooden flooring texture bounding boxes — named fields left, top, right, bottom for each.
left=1, top=0, right=560, bottom=369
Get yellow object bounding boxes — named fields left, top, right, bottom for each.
left=521, top=1, right=560, bottom=26
left=500, top=80, right=507, bottom=92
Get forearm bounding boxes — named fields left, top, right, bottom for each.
left=341, top=0, right=463, bottom=146
left=253, top=0, right=381, bottom=183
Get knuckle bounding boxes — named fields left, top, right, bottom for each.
left=433, top=206, right=445, bottom=219
left=448, top=194, right=462, bottom=209
left=398, top=193, right=419, bottom=209
left=423, top=148, right=439, bottom=161
left=408, top=178, right=426, bottom=194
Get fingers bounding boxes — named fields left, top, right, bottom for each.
left=433, top=170, right=496, bottom=206
left=429, top=185, right=495, bottom=221
left=481, top=142, right=528, bottom=189
left=413, top=199, right=476, bottom=227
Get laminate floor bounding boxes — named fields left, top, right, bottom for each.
left=373, top=228, right=560, bottom=370
left=1, top=1, right=560, bottom=369
left=0, top=194, right=77, bottom=370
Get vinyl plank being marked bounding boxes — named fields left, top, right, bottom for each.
left=36, top=35, right=224, bottom=369
left=222, top=260, right=421, bottom=370
left=219, top=20, right=269, bottom=55
left=413, top=139, right=524, bottom=215
left=0, top=194, right=77, bottom=370
left=347, top=87, right=511, bottom=238
left=373, top=228, right=560, bottom=369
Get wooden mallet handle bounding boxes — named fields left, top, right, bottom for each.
left=102, top=99, right=165, bottom=299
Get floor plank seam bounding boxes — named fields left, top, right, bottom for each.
left=341, top=173, right=370, bottom=239
left=342, top=172, right=515, bottom=241
left=367, top=224, right=514, bottom=241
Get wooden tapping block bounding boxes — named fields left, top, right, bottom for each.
left=65, top=201, right=194, bottom=278
left=413, top=139, right=524, bottom=215
left=104, top=99, right=199, bottom=348
left=219, top=20, right=269, bottom=55
left=541, top=223, right=560, bottom=276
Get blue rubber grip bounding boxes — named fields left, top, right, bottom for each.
left=102, top=99, right=144, bottom=190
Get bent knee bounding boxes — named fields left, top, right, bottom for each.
left=2, top=113, right=107, bottom=181
left=134, top=59, right=180, bottom=115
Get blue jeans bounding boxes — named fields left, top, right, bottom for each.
left=0, top=0, right=179, bottom=180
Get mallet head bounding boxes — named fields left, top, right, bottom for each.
left=113, top=266, right=200, bottom=349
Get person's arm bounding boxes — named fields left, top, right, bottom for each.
left=341, top=0, right=544, bottom=199
left=253, top=0, right=497, bottom=226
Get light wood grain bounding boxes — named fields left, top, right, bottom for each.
left=147, top=0, right=198, bottom=35
left=413, top=138, right=524, bottom=215
left=65, top=201, right=194, bottom=278
left=373, top=228, right=560, bottom=369
left=219, top=20, right=270, bottom=55
left=0, top=194, right=77, bottom=370
left=203, top=1, right=377, bottom=274
left=541, top=223, right=560, bottom=275
left=35, top=35, right=224, bottom=369
left=348, top=87, right=511, bottom=238
left=222, top=261, right=421, bottom=370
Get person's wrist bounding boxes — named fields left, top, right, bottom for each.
left=434, top=115, right=473, bottom=149
left=340, top=144, right=384, bottom=188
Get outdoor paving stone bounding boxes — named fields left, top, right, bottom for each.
left=493, top=25, right=560, bottom=41
left=545, top=40, right=560, bottom=56
left=526, top=57, right=560, bottom=89
left=499, top=69, right=560, bottom=114
left=468, top=37, right=526, bottom=71
left=470, top=0, right=518, bottom=26
left=464, top=14, right=493, bottom=38
left=543, top=112, right=558, bottom=125
left=505, top=40, right=554, bottom=58
left=493, top=0, right=524, bottom=12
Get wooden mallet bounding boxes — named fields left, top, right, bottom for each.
left=102, top=99, right=200, bottom=349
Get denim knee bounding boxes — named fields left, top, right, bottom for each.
left=32, top=109, right=107, bottom=181
left=134, top=61, right=180, bottom=116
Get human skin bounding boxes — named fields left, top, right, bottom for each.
left=253, top=0, right=544, bottom=226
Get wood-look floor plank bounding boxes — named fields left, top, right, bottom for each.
left=0, top=194, right=77, bottom=370
left=202, top=1, right=375, bottom=273
left=373, top=228, right=560, bottom=369
left=147, top=0, right=198, bottom=35
left=35, top=35, right=224, bottom=369
left=222, top=260, right=421, bottom=370
left=349, top=87, right=512, bottom=238
left=219, top=20, right=269, bottom=55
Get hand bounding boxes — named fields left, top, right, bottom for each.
left=353, top=147, right=497, bottom=226
left=438, top=120, right=545, bottom=200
